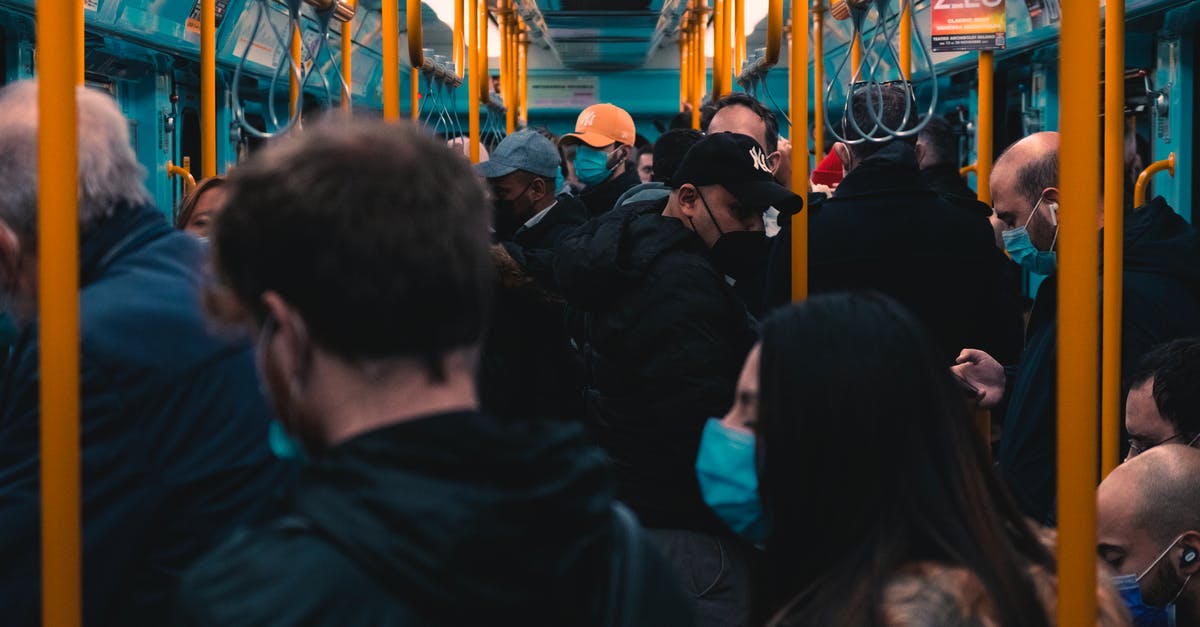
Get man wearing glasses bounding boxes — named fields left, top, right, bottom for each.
left=1126, top=338, right=1200, bottom=461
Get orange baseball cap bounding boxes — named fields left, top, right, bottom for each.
left=560, top=103, right=636, bottom=148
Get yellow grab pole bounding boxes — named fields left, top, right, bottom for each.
left=851, top=37, right=862, bottom=80
left=341, top=17, right=353, bottom=113
left=479, top=0, right=489, bottom=104
left=1058, top=0, right=1101, bottom=621
left=692, top=12, right=704, bottom=128
left=406, top=0, right=423, bottom=122
left=977, top=51, right=994, bottom=204
left=201, top=0, right=216, bottom=177
left=711, top=0, right=723, bottom=99
left=468, top=0, right=480, bottom=162
left=39, top=0, right=82, bottom=624
left=899, top=1, right=911, bottom=79
left=499, top=8, right=509, bottom=131
left=729, top=0, right=739, bottom=71
left=411, top=70, right=420, bottom=120
left=1134, top=154, right=1175, bottom=207
left=1101, top=0, right=1125, bottom=478
left=289, top=23, right=302, bottom=119
left=791, top=0, right=809, bottom=301
left=454, top=0, right=464, bottom=75
left=381, top=0, right=400, bottom=121
left=679, top=36, right=688, bottom=111
left=506, top=12, right=516, bottom=133
left=960, top=163, right=977, bottom=178
left=519, top=30, right=529, bottom=125
left=813, top=0, right=825, bottom=163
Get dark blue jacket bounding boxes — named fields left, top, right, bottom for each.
left=0, top=204, right=287, bottom=626
left=999, top=197, right=1200, bottom=524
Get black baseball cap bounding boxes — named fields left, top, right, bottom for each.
left=668, top=132, right=804, bottom=215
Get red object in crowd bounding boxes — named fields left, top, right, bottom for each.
left=811, top=151, right=845, bottom=187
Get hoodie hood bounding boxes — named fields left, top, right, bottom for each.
left=290, top=411, right=613, bottom=620
left=553, top=198, right=708, bottom=310
left=1120, top=196, right=1200, bottom=286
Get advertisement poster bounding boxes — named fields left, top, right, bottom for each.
left=930, top=0, right=1007, bottom=52
left=528, top=76, right=599, bottom=109
left=185, top=0, right=230, bottom=35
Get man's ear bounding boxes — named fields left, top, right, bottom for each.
left=677, top=184, right=699, bottom=219
left=833, top=142, right=854, bottom=174
left=1178, top=531, right=1200, bottom=577
left=261, top=291, right=313, bottom=388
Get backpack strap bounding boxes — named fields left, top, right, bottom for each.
left=604, top=502, right=645, bottom=627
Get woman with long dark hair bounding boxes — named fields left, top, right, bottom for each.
left=696, top=292, right=1129, bottom=625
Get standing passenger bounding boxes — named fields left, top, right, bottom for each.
left=558, top=103, right=641, bottom=217
left=555, top=132, right=803, bottom=627
left=0, top=81, right=285, bottom=626
left=174, top=119, right=691, bottom=626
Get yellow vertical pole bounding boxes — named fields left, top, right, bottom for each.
left=201, top=0, right=216, bottom=177
left=289, top=23, right=302, bottom=119
left=468, top=0, right=480, bottom=162
left=813, top=0, right=825, bottom=163
left=342, top=17, right=353, bottom=114
left=519, top=30, right=529, bottom=125
left=791, top=0, right=809, bottom=301
left=734, top=0, right=745, bottom=72
left=899, top=2, right=912, bottom=79
left=454, top=0, right=464, bottom=74
left=711, top=1, right=722, bottom=99
left=1101, top=0, right=1125, bottom=478
left=506, top=12, right=516, bottom=132
left=977, top=51, right=994, bottom=204
left=411, top=70, right=420, bottom=120
left=1058, top=0, right=1101, bottom=623
left=382, top=0, right=401, bottom=121
left=39, top=0, right=82, bottom=625
left=679, top=36, right=688, bottom=111
left=692, top=11, right=704, bottom=128
left=479, top=0, right=489, bottom=105
left=77, top=0, right=85, bottom=83
left=851, top=37, right=862, bottom=79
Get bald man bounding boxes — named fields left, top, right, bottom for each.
left=1099, top=445, right=1200, bottom=624
left=954, top=131, right=1200, bottom=524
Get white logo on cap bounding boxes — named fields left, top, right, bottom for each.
left=579, top=110, right=597, bottom=127
left=749, top=147, right=773, bottom=174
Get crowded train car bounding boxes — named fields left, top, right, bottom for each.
left=3, top=0, right=1200, bottom=624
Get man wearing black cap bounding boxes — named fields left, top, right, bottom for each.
left=554, top=132, right=803, bottom=627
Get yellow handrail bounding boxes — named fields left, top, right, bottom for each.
left=201, top=0, right=216, bottom=177
left=341, top=10, right=353, bottom=114
left=899, top=2, right=911, bottom=79
left=765, top=0, right=782, bottom=67
left=1058, top=0, right=1102, bottom=621
left=407, top=0, right=423, bottom=68
left=691, top=5, right=705, bottom=128
left=791, top=0, right=809, bottom=301
left=381, top=0, right=400, bottom=120
left=734, top=0, right=744, bottom=73
left=479, top=0, right=489, bottom=103
left=960, top=163, right=977, bottom=179
left=454, top=0, right=463, bottom=74
left=813, top=0, right=825, bottom=163
left=518, top=27, right=529, bottom=125
left=1101, top=0, right=1126, bottom=479
left=289, top=23, right=302, bottom=119
left=468, top=0, right=480, bottom=161
left=40, top=0, right=83, bottom=625
left=167, top=160, right=197, bottom=194
left=977, top=51, right=994, bottom=204
left=1134, top=153, right=1175, bottom=207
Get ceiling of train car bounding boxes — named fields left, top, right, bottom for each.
left=532, top=0, right=673, bottom=70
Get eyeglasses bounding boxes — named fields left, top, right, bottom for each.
left=1126, top=431, right=1200, bottom=460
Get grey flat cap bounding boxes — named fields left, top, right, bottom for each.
left=476, top=130, right=561, bottom=179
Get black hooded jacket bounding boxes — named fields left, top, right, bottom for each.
left=554, top=198, right=758, bottom=533
left=579, top=167, right=642, bottom=218
left=999, top=197, right=1200, bottom=524
left=766, top=142, right=1025, bottom=364
left=173, top=411, right=692, bottom=626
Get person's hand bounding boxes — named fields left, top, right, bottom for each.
left=773, top=137, right=794, bottom=189
left=950, top=349, right=1006, bottom=408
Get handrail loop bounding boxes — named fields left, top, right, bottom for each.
left=1134, top=153, right=1176, bottom=207
left=167, top=159, right=198, bottom=194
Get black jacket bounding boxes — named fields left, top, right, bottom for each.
left=766, top=142, right=1025, bottom=364
left=999, top=197, right=1200, bottom=523
left=922, top=163, right=992, bottom=219
left=174, top=411, right=692, bottom=626
left=554, top=198, right=758, bottom=533
left=579, top=167, right=642, bottom=218
left=482, top=195, right=589, bottom=422
left=0, top=204, right=287, bottom=626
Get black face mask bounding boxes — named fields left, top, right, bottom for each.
left=709, top=230, right=770, bottom=280
left=491, top=179, right=535, bottom=241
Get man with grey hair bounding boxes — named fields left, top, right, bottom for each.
left=0, top=81, right=285, bottom=625
left=1098, top=444, right=1200, bottom=623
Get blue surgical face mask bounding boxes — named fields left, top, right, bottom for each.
left=695, top=417, right=768, bottom=543
left=1002, top=197, right=1058, bottom=275
left=574, top=145, right=616, bottom=188
left=1113, top=534, right=1194, bottom=627
left=257, top=316, right=310, bottom=464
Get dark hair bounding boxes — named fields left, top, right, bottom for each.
left=841, top=83, right=919, bottom=160
left=917, top=115, right=960, bottom=167
left=669, top=111, right=694, bottom=131
left=211, top=119, right=494, bottom=377
left=1129, top=338, right=1200, bottom=435
left=175, top=175, right=226, bottom=229
left=756, top=292, right=1053, bottom=627
left=651, top=129, right=703, bottom=183
left=700, top=92, right=780, bottom=153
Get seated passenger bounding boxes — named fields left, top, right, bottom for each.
left=615, top=128, right=703, bottom=209
left=1125, top=338, right=1200, bottom=460
left=555, top=131, right=802, bottom=626
left=175, top=175, right=227, bottom=240
left=477, top=129, right=587, bottom=422
left=953, top=131, right=1200, bottom=525
left=558, top=103, right=640, bottom=217
left=699, top=292, right=1128, bottom=626
left=1098, top=445, right=1200, bottom=624
left=174, top=119, right=691, bottom=626
left=0, top=81, right=284, bottom=626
